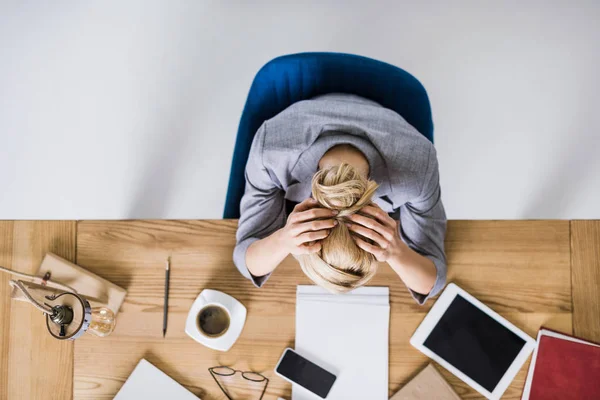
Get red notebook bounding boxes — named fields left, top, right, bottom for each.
left=521, top=329, right=600, bottom=400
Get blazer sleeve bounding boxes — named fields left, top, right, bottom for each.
left=398, top=145, right=447, bottom=304
left=233, top=123, right=287, bottom=287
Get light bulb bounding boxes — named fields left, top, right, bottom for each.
left=87, top=307, right=116, bottom=337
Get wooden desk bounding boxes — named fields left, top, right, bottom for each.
left=73, top=220, right=571, bottom=400
left=1, top=220, right=598, bottom=400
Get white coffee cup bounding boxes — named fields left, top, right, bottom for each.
left=185, top=289, right=247, bottom=352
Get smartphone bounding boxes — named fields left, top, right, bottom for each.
left=275, top=348, right=337, bottom=398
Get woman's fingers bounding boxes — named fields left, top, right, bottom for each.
left=302, top=241, right=322, bottom=254
left=353, top=237, right=384, bottom=259
left=361, top=205, right=397, bottom=230
left=293, top=207, right=338, bottom=223
left=346, top=222, right=387, bottom=249
left=295, top=229, right=330, bottom=245
left=347, top=213, right=394, bottom=241
left=292, top=219, right=337, bottom=235
left=292, top=197, right=319, bottom=214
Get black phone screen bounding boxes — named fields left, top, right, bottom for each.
left=276, top=349, right=336, bottom=398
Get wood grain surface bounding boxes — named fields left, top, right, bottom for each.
left=0, top=222, right=13, bottom=400
left=0, top=221, right=76, bottom=400
left=571, top=221, right=600, bottom=343
left=72, top=220, right=572, bottom=400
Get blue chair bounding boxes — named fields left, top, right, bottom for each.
left=223, top=52, right=433, bottom=219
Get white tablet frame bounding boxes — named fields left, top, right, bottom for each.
left=410, top=283, right=536, bottom=400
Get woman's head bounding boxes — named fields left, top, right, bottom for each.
left=295, top=163, right=379, bottom=293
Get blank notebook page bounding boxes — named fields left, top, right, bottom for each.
left=295, top=286, right=390, bottom=400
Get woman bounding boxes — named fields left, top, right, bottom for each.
left=233, top=93, right=446, bottom=304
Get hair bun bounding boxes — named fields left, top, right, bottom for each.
left=312, top=163, right=379, bottom=217
left=296, top=163, right=379, bottom=294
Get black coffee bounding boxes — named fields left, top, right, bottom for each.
left=197, top=305, right=230, bottom=337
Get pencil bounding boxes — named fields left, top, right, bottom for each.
left=163, top=256, right=170, bottom=338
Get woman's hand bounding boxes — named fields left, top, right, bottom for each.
left=346, top=203, right=437, bottom=295
left=346, top=204, right=406, bottom=262
left=277, top=198, right=338, bottom=255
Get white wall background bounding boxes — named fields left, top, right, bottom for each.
left=1, top=1, right=599, bottom=219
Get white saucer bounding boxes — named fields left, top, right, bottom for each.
left=184, top=289, right=247, bottom=352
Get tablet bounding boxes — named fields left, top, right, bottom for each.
left=410, top=283, right=535, bottom=400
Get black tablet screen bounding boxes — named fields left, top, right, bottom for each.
left=423, top=294, right=526, bottom=392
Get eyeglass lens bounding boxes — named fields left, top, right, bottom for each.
left=210, top=366, right=236, bottom=376
left=241, top=371, right=266, bottom=382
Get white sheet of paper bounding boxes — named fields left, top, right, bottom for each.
left=114, top=359, right=200, bottom=400
left=294, top=286, right=390, bottom=400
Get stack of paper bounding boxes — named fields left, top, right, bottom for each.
left=295, top=286, right=390, bottom=400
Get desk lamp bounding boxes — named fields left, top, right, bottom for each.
left=1, top=267, right=116, bottom=339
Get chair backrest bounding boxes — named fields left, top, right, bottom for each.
left=224, top=52, right=433, bottom=218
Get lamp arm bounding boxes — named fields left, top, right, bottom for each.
left=8, top=279, right=54, bottom=314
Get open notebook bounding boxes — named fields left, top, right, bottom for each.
left=295, top=286, right=390, bottom=400
left=114, top=359, right=200, bottom=400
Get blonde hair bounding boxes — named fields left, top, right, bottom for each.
left=296, top=163, right=379, bottom=293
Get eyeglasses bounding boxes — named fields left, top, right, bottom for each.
left=209, top=366, right=269, bottom=400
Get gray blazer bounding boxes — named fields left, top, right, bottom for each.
left=234, top=94, right=447, bottom=304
